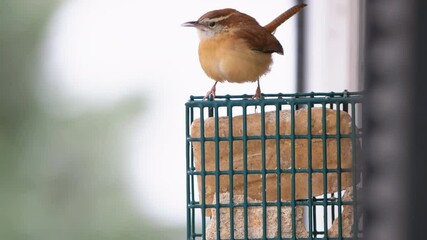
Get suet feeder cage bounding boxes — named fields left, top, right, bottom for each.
left=186, top=91, right=363, bottom=239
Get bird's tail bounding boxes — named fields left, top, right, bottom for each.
left=264, top=3, right=307, bottom=33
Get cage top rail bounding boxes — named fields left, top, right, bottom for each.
left=186, top=91, right=363, bottom=107
left=188, top=90, right=362, bottom=100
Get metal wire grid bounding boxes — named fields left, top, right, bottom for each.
left=185, top=91, right=363, bottom=240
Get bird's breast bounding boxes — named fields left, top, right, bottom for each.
left=198, top=35, right=273, bottom=83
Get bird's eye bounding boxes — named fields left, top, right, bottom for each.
left=208, top=22, right=216, bottom=28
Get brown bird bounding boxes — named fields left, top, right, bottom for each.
left=183, top=3, right=307, bottom=99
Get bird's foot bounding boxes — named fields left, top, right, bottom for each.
left=203, top=82, right=218, bottom=100
left=251, top=83, right=263, bottom=112
left=203, top=89, right=216, bottom=100
left=251, top=85, right=262, bottom=99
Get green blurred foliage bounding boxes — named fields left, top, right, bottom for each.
left=0, top=1, right=184, bottom=239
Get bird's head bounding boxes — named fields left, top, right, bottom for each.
left=182, top=8, right=256, bottom=40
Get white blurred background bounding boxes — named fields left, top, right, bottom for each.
left=0, top=0, right=360, bottom=239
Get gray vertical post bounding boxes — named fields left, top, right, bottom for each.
left=364, top=0, right=427, bottom=239
left=295, top=0, right=306, bottom=93
left=408, top=0, right=427, bottom=238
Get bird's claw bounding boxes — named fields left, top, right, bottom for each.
left=203, top=89, right=216, bottom=100
left=203, top=82, right=218, bottom=100
left=251, top=85, right=262, bottom=99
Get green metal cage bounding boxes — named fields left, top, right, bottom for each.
left=185, top=91, right=363, bottom=240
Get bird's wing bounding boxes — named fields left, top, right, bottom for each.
left=233, top=26, right=284, bottom=55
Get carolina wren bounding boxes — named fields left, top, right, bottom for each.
left=183, top=3, right=307, bottom=99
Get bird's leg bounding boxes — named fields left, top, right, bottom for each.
left=251, top=80, right=262, bottom=99
left=204, top=81, right=218, bottom=100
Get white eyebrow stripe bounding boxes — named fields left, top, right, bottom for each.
left=207, top=14, right=233, bottom=23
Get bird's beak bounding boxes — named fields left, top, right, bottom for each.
left=182, top=21, right=198, bottom=27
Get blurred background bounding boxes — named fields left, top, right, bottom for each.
left=0, top=0, right=361, bottom=239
